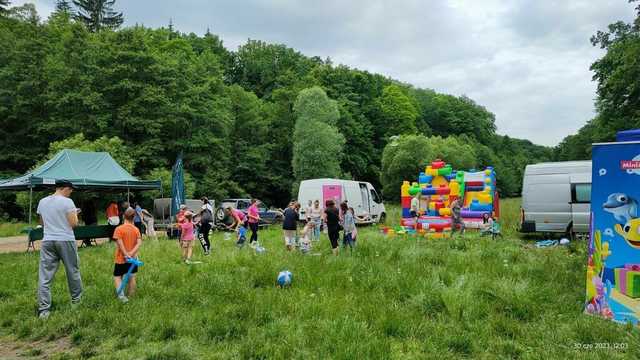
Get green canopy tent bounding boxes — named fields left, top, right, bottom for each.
left=0, top=149, right=162, bottom=224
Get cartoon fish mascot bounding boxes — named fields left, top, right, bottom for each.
left=614, top=218, right=640, bottom=249
left=604, top=193, right=638, bottom=224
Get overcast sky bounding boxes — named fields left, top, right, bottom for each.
left=15, top=0, right=637, bottom=146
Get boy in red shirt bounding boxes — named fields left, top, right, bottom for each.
left=113, top=208, right=142, bottom=303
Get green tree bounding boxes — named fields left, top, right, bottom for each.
left=47, top=133, right=136, bottom=172
left=7, top=3, right=38, bottom=23
left=73, top=0, right=123, bottom=32
left=380, top=134, right=481, bottom=200
left=291, top=87, right=345, bottom=195
left=55, top=0, right=73, bottom=14
left=555, top=2, right=640, bottom=159
left=377, top=85, right=418, bottom=138
left=292, top=86, right=340, bottom=126
left=380, top=135, right=435, bottom=200
left=227, top=39, right=321, bottom=98
left=226, top=85, right=275, bottom=201
left=0, top=0, right=10, bottom=16
left=144, top=167, right=196, bottom=201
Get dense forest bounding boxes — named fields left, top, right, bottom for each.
left=0, top=1, right=555, bottom=219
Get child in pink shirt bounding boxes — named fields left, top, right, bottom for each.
left=180, top=212, right=195, bottom=263
left=247, top=199, right=261, bottom=246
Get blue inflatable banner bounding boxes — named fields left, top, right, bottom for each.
left=586, top=137, right=640, bottom=324
left=171, top=153, right=185, bottom=218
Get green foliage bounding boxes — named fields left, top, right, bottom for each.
left=6, top=3, right=38, bottom=22
left=556, top=4, right=640, bottom=160
left=55, top=0, right=72, bottom=14
left=145, top=167, right=196, bottom=200
left=380, top=134, right=478, bottom=200
left=227, top=39, right=321, bottom=99
left=226, top=85, right=273, bottom=200
left=377, top=85, right=418, bottom=138
left=72, top=0, right=123, bottom=32
left=292, top=86, right=340, bottom=126
left=381, top=135, right=433, bottom=199
left=380, top=134, right=549, bottom=199
left=417, top=91, right=496, bottom=144
left=292, top=87, right=345, bottom=195
left=0, top=0, right=10, bottom=15
left=47, top=133, right=136, bottom=172
left=0, top=7, right=553, bottom=213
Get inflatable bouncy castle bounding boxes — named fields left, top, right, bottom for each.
left=400, top=159, right=499, bottom=237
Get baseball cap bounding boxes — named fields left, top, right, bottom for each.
left=180, top=204, right=187, bottom=210
left=55, top=179, right=77, bottom=189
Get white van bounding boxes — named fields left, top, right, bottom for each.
left=520, top=161, right=591, bottom=235
left=297, top=179, right=386, bottom=224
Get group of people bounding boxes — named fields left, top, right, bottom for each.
left=35, top=180, right=149, bottom=317
left=174, top=198, right=262, bottom=262
left=281, top=199, right=359, bottom=256
left=106, top=199, right=157, bottom=241
left=34, top=180, right=361, bottom=319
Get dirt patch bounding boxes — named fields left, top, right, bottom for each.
left=0, top=237, right=109, bottom=254
left=0, top=336, right=73, bottom=359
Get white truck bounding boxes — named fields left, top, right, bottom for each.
left=520, top=161, right=591, bottom=236
left=297, top=178, right=386, bottom=224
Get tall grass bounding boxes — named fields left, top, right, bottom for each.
left=1, top=201, right=639, bottom=359
left=0, top=221, right=29, bottom=237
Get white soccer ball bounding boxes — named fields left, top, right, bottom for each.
left=277, top=270, right=292, bottom=287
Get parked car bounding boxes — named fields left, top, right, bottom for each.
left=297, top=178, right=386, bottom=224
left=215, top=199, right=283, bottom=228
left=153, top=198, right=212, bottom=230
left=520, top=161, right=591, bottom=236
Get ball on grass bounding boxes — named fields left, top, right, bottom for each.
left=277, top=270, right=292, bottom=287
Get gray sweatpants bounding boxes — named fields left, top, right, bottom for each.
left=38, top=241, right=83, bottom=313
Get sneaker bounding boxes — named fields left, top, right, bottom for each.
left=185, top=259, right=193, bottom=265
left=70, top=300, right=81, bottom=310
left=38, top=310, right=50, bottom=319
left=250, top=242, right=257, bottom=249
left=205, top=251, right=211, bottom=256
left=117, top=293, right=129, bottom=303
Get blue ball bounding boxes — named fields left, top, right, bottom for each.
left=277, top=270, right=292, bottom=287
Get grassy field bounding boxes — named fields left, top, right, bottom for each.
left=1, top=198, right=639, bottom=359
left=0, top=221, right=29, bottom=237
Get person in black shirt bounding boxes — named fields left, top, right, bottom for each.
left=282, top=202, right=298, bottom=251
left=322, top=199, right=340, bottom=256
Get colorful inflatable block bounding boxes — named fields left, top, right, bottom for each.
left=400, top=159, right=499, bottom=235
left=614, top=266, right=640, bottom=298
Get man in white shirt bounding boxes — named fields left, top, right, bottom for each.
left=36, top=180, right=83, bottom=319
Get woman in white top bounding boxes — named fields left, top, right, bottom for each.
left=308, top=199, right=323, bottom=241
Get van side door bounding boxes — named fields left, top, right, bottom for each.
left=570, top=183, right=591, bottom=233
left=523, top=174, right=571, bottom=232
left=358, top=182, right=371, bottom=215
left=368, top=185, right=383, bottom=221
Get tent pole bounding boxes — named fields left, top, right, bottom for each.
left=28, top=186, right=33, bottom=225
left=127, top=188, right=130, bottom=204
left=161, top=182, right=165, bottom=223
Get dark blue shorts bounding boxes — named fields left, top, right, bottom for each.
left=113, top=263, right=138, bottom=277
